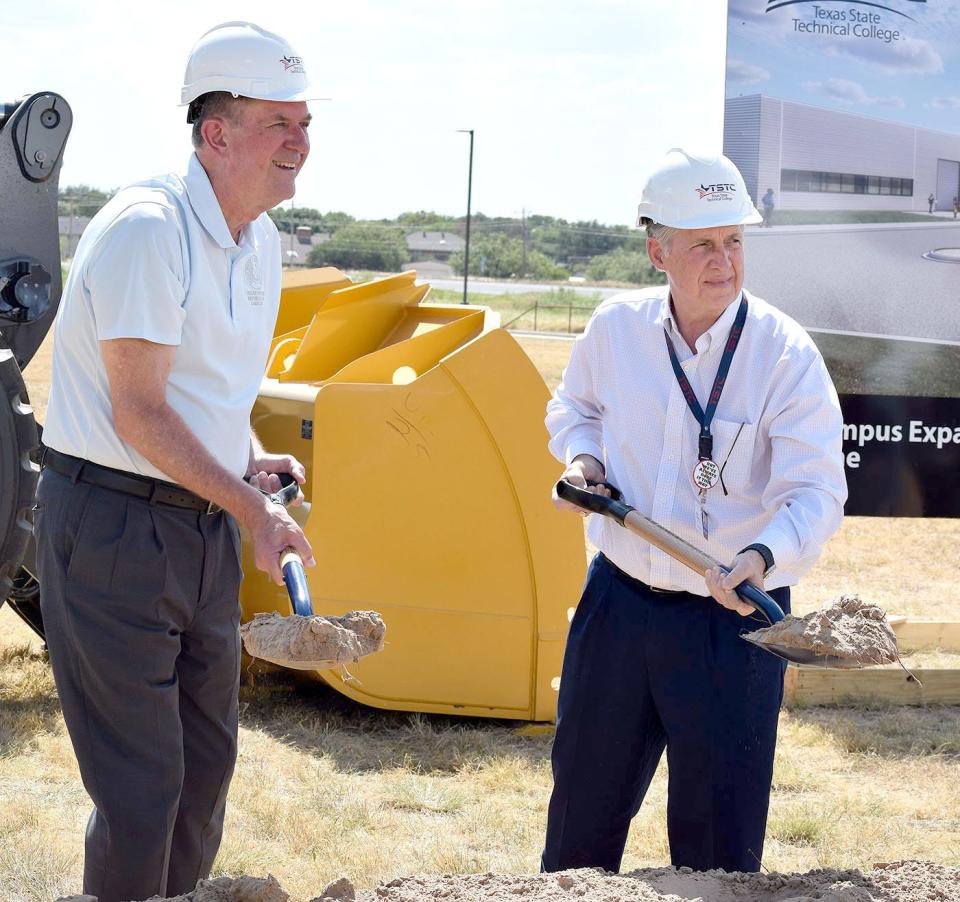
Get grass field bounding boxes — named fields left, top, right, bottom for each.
left=427, top=286, right=604, bottom=333
left=2, top=323, right=958, bottom=901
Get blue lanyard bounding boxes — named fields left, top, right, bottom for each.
left=663, top=297, right=748, bottom=462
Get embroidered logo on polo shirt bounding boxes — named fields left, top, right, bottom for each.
left=244, top=256, right=264, bottom=306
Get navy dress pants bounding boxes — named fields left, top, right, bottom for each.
left=542, top=553, right=789, bottom=874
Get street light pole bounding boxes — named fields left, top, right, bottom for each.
left=457, top=129, right=474, bottom=305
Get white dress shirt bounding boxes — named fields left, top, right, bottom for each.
left=45, top=154, right=281, bottom=481
left=546, top=287, right=847, bottom=594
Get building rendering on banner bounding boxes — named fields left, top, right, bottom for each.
left=724, top=95, right=960, bottom=213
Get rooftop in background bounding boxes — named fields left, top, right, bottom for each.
left=405, top=231, right=465, bottom=254
left=279, top=228, right=331, bottom=266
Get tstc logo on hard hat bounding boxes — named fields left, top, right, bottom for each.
left=696, top=182, right=737, bottom=201
left=280, top=55, right=305, bottom=74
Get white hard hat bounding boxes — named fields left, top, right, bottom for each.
left=636, top=148, right=762, bottom=229
left=180, top=21, right=321, bottom=120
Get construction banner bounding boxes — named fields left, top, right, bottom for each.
left=724, top=0, right=960, bottom=517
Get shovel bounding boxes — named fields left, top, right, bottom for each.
left=555, top=480, right=858, bottom=669
left=280, top=549, right=313, bottom=617
left=261, top=473, right=314, bottom=617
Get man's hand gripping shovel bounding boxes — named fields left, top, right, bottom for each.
left=555, top=480, right=869, bottom=669
left=263, top=474, right=314, bottom=617
left=239, top=474, right=386, bottom=671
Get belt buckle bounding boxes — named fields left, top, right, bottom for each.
left=205, top=500, right=221, bottom=515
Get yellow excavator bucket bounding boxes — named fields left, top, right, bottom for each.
left=240, top=268, right=586, bottom=721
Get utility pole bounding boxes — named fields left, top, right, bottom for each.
left=457, top=129, right=474, bottom=305
left=521, top=207, right=528, bottom=278
left=289, top=198, right=295, bottom=264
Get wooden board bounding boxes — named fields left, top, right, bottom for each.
left=889, top=619, right=960, bottom=652
left=783, top=665, right=960, bottom=707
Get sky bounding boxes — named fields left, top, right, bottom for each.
left=1, top=0, right=732, bottom=226
left=726, top=0, right=960, bottom=131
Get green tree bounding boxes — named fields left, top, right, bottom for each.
left=585, top=247, right=665, bottom=285
left=269, top=208, right=354, bottom=234
left=318, top=211, right=355, bottom=232
left=525, top=250, right=570, bottom=280
left=307, top=223, right=407, bottom=272
left=59, top=185, right=113, bottom=217
left=531, top=219, right=630, bottom=265
left=451, top=234, right=569, bottom=280
left=396, top=210, right=462, bottom=232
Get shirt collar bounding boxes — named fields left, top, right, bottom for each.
left=662, top=289, right=744, bottom=356
left=183, top=153, right=237, bottom=250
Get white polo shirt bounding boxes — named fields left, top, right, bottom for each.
left=44, top=154, right=281, bottom=482
left=546, top=287, right=847, bottom=593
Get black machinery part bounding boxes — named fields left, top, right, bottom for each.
left=0, top=92, right=71, bottom=639
left=0, top=350, right=40, bottom=612
left=0, top=92, right=72, bottom=371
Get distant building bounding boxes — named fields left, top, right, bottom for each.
left=724, top=94, right=960, bottom=212
left=405, top=230, right=464, bottom=262
left=278, top=226, right=330, bottom=267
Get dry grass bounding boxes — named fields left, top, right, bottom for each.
left=1, top=605, right=958, bottom=901
left=3, top=316, right=958, bottom=901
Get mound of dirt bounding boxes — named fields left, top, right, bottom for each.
left=145, top=874, right=289, bottom=901
left=743, top=594, right=898, bottom=666
left=55, top=874, right=292, bottom=902
left=240, top=610, right=385, bottom=671
left=93, top=861, right=958, bottom=902
left=366, top=861, right=960, bottom=901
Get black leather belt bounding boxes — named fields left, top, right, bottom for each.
left=599, top=553, right=684, bottom=595
left=41, top=447, right=222, bottom=514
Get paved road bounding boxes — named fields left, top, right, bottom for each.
left=426, top=278, right=624, bottom=300
left=744, top=224, right=960, bottom=343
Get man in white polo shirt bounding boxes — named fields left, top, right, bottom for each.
left=35, top=22, right=317, bottom=902
left=541, top=149, right=847, bottom=875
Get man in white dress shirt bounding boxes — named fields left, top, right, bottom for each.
left=541, top=148, right=847, bottom=874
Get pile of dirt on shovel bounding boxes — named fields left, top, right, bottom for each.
left=240, top=610, right=385, bottom=670
left=56, top=860, right=960, bottom=901
left=743, top=594, right=899, bottom=666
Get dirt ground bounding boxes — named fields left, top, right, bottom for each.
left=65, top=860, right=959, bottom=902
left=366, top=861, right=960, bottom=901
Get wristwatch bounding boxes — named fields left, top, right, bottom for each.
left=739, top=543, right=775, bottom=578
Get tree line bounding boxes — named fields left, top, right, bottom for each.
left=59, top=188, right=663, bottom=285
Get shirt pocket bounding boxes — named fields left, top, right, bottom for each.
left=711, top=417, right=758, bottom=498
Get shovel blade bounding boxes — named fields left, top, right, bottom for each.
left=741, top=634, right=866, bottom=669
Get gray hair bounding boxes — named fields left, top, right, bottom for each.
left=190, top=92, right=250, bottom=148
left=644, top=220, right=744, bottom=255
left=644, top=221, right=680, bottom=253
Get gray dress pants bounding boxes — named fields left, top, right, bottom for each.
left=35, top=467, right=244, bottom=902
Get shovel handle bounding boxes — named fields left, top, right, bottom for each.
left=280, top=549, right=313, bottom=617
left=555, top=480, right=785, bottom=625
